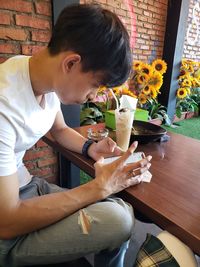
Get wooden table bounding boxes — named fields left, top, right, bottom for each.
left=43, top=123, right=200, bottom=255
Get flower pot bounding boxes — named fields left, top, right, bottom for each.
left=173, top=112, right=187, bottom=123
left=148, top=118, right=163, bottom=126
left=185, top=111, right=195, bottom=119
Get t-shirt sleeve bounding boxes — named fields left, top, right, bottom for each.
left=0, top=113, right=17, bottom=176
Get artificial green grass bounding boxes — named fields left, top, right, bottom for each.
left=164, top=117, right=200, bottom=140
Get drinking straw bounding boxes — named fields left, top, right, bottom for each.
left=109, top=88, right=119, bottom=109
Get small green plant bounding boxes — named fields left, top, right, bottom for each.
left=142, top=98, right=171, bottom=125
left=80, top=102, right=104, bottom=126
left=176, top=96, right=199, bottom=118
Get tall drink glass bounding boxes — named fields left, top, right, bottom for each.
left=115, top=108, right=134, bottom=151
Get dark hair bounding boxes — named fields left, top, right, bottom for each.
left=48, top=4, right=132, bottom=87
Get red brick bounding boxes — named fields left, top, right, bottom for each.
left=35, top=1, right=51, bottom=16
left=30, top=167, right=52, bottom=177
left=0, top=13, right=11, bottom=25
left=0, top=43, right=19, bottom=54
left=35, top=139, right=49, bottom=148
left=37, top=157, right=57, bottom=168
left=24, top=148, right=53, bottom=161
left=0, top=0, right=33, bottom=13
left=22, top=44, right=45, bottom=55
left=15, top=14, right=50, bottom=30
left=31, top=30, right=51, bottom=43
left=24, top=161, right=37, bottom=170
left=0, top=27, right=28, bottom=41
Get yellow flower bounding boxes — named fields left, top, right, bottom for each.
left=149, top=71, right=163, bottom=90
left=177, top=88, right=188, bottom=99
left=187, top=64, right=194, bottom=73
left=186, top=87, right=191, bottom=95
left=137, top=73, right=149, bottom=84
left=138, top=93, right=148, bottom=104
left=112, top=87, right=121, bottom=96
left=150, top=87, right=158, bottom=99
left=98, top=86, right=107, bottom=94
left=181, top=78, right=192, bottom=87
left=140, top=63, right=153, bottom=76
left=121, top=88, right=137, bottom=98
left=142, top=84, right=153, bottom=95
left=133, top=60, right=142, bottom=71
left=192, top=78, right=200, bottom=87
left=152, top=59, right=167, bottom=74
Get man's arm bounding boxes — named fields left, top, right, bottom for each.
left=49, top=110, right=88, bottom=154
left=0, top=172, right=103, bottom=239
left=49, top=110, right=122, bottom=160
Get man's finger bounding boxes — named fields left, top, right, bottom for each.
left=115, top=141, right=138, bottom=166
left=107, top=137, right=116, bottom=153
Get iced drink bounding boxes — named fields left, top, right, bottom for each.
left=115, top=108, right=134, bottom=151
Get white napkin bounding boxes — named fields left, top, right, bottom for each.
left=103, top=152, right=152, bottom=183
left=119, top=95, right=138, bottom=110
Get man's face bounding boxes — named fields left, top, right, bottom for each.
left=55, top=59, right=103, bottom=105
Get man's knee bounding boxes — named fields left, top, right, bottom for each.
left=86, top=198, right=134, bottom=248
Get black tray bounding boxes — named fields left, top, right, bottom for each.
left=130, top=120, right=167, bottom=144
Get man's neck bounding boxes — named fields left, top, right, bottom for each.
left=29, top=48, right=54, bottom=97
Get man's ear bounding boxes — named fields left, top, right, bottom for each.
left=62, top=54, right=81, bottom=74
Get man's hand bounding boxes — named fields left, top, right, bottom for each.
left=93, top=141, right=152, bottom=197
left=87, top=137, right=123, bottom=161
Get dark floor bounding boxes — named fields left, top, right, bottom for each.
left=86, top=219, right=200, bottom=267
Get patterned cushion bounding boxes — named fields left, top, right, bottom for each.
left=134, top=233, right=180, bottom=267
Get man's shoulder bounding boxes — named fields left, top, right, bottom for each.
left=0, top=55, right=30, bottom=98
left=0, top=55, right=30, bottom=72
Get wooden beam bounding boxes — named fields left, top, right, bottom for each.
left=159, top=0, right=190, bottom=120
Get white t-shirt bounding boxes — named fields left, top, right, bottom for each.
left=0, top=56, right=60, bottom=187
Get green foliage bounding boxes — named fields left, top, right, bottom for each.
left=190, top=87, right=200, bottom=107
left=142, top=99, right=171, bottom=125
left=80, top=102, right=104, bottom=126
left=176, top=96, right=199, bottom=118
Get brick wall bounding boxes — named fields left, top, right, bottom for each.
left=0, top=0, right=59, bottom=184
left=183, top=0, right=200, bottom=60
left=80, top=0, right=168, bottom=62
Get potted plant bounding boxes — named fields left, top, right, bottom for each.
left=175, top=59, right=200, bottom=121
left=129, top=59, right=171, bottom=125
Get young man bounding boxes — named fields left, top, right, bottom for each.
left=0, top=4, right=151, bottom=267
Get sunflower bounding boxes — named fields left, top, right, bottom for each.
left=179, top=69, right=188, bottom=77
left=152, top=59, right=167, bottom=74
left=177, top=88, right=188, bottom=99
left=111, top=86, right=121, bottom=97
left=181, top=78, right=192, bottom=87
left=142, top=84, right=152, bottom=95
left=192, top=78, right=200, bottom=87
left=138, top=93, right=148, bottom=104
left=150, top=87, right=158, bottom=99
left=186, top=87, right=191, bottom=95
left=140, top=63, right=153, bottom=76
left=98, top=86, right=107, bottom=94
left=137, top=73, right=149, bottom=84
left=121, top=88, right=137, bottom=98
left=149, top=71, right=163, bottom=91
left=187, top=64, right=194, bottom=73
left=133, top=60, right=142, bottom=71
